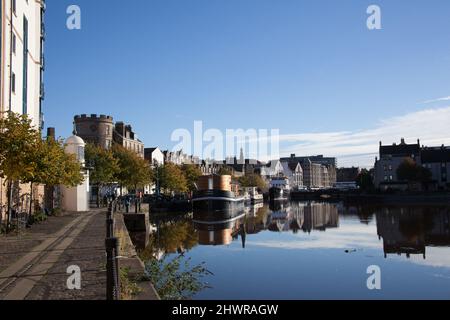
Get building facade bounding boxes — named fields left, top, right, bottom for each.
left=0, top=0, right=45, bottom=128
left=337, top=167, right=361, bottom=183
left=113, top=121, right=144, bottom=158
left=421, top=146, right=450, bottom=190
left=144, top=147, right=164, bottom=166
left=281, top=154, right=337, bottom=188
left=374, top=139, right=421, bottom=190
left=74, top=114, right=114, bottom=148
left=74, top=114, right=144, bottom=158
left=0, top=0, right=45, bottom=217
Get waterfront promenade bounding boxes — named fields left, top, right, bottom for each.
left=0, top=210, right=106, bottom=300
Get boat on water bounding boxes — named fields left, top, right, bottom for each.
left=192, top=175, right=245, bottom=216
left=269, top=176, right=291, bottom=201
left=243, top=187, right=264, bottom=204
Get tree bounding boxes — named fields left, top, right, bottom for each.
left=23, top=138, right=84, bottom=217
left=0, top=112, right=41, bottom=226
left=181, top=164, right=202, bottom=193
left=356, top=169, right=374, bottom=191
left=238, top=173, right=267, bottom=190
left=112, top=145, right=153, bottom=194
left=397, top=158, right=432, bottom=189
left=158, top=163, right=188, bottom=195
left=85, top=143, right=119, bottom=207
left=218, top=166, right=233, bottom=176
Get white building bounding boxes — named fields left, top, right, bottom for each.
left=280, top=161, right=303, bottom=190
left=0, top=0, right=45, bottom=217
left=0, top=0, right=45, bottom=128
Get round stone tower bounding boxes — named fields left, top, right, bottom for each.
left=74, top=114, right=114, bottom=149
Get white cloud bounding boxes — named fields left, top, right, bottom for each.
left=278, top=106, right=450, bottom=168
left=422, top=96, right=450, bottom=104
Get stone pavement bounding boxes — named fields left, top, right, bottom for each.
left=0, top=209, right=107, bottom=300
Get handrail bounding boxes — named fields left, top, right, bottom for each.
left=105, top=200, right=121, bottom=300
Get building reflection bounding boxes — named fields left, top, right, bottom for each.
left=376, top=206, right=450, bottom=259
left=267, top=201, right=339, bottom=233
left=132, top=202, right=450, bottom=261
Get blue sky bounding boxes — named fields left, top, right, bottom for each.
left=44, top=0, right=450, bottom=167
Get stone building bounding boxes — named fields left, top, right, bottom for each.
left=373, top=138, right=421, bottom=190
left=280, top=161, right=303, bottom=190
left=74, top=114, right=144, bottom=158
left=280, top=154, right=337, bottom=188
left=73, top=114, right=114, bottom=149
left=113, top=122, right=144, bottom=158
left=421, top=146, right=450, bottom=190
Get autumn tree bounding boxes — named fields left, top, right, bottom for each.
left=23, top=138, right=84, bottom=217
left=181, top=164, right=202, bottom=194
left=85, top=143, right=119, bottom=207
left=158, top=163, right=188, bottom=195
left=397, top=158, right=432, bottom=184
left=0, top=112, right=83, bottom=228
left=0, top=112, right=41, bottom=226
left=218, top=166, right=233, bottom=176
left=356, top=169, right=374, bottom=191
left=112, top=145, right=153, bottom=194
left=238, top=173, right=267, bottom=190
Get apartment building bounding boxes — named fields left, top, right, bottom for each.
left=0, top=0, right=45, bottom=128
left=0, top=0, right=45, bottom=215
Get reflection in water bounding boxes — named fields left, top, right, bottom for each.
left=267, top=201, right=339, bottom=234
left=376, top=206, right=450, bottom=259
left=137, top=202, right=450, bottom=261
left=132, top=201, right=450, bottom=299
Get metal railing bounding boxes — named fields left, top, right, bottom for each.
left=105, top=200, right=121, bottom=300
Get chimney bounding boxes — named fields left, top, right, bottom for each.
left=47, top=127, right=55, bottom=141
left=400, top=138, right=405, bottom=145
left=417, top=139, right=420, bottom=146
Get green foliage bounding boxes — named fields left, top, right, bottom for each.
left=181, top=164, right=202, bottom=192
left=158, top=163, right=188, bottom=194
left=397, top=158, right=432, bottom=183
left=112, top=145, right=153, bottom=189
left=85, top=143, right=119, bottom=186
left=0, top=112, right=41, bottom=182
left=119, top=267, right=142, bottom=300
left=218, top=166, right=233, bottom=176
left=25, top=138, right=84, bottom=187
left=144, top=255, right=212, bottom=300
left=356, top=169, right=374, bottom=191
left=238, top=173, right=267, bottom=190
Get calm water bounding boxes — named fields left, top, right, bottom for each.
left=137, top=201, right=450, bottom=300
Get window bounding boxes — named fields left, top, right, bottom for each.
left=12, top=0, right=16, bottom=15
left=23, top=16, right=29, bottom=115
left=12, top=34, right=16, bottom=54
left=11, top=73, right=16, bottom=93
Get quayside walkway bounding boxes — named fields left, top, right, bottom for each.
left=0, top=210, right=106, bottom=300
